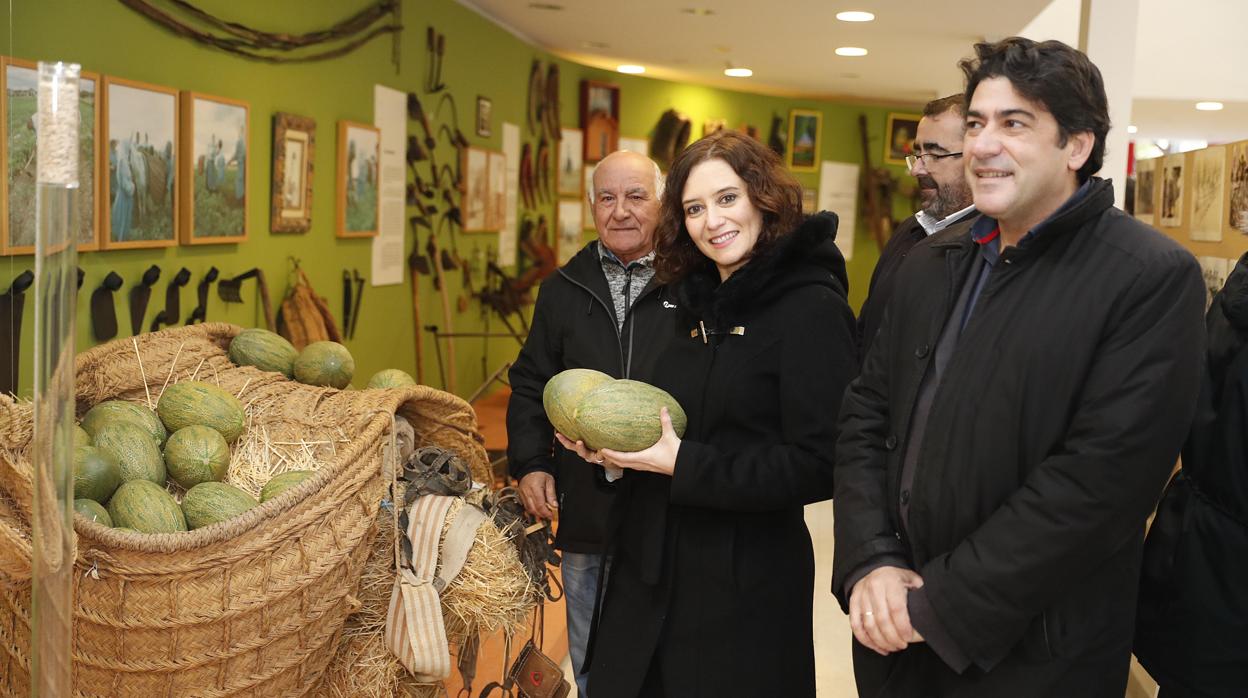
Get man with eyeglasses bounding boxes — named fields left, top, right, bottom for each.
left=507, top=149, right=671, bottom=698
left=858, top=94, right=976, bottom=357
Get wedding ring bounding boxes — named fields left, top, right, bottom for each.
left=864, top=610, right=874, bottom=617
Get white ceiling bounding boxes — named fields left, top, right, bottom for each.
left=459, top=0, right=1248, bottom=143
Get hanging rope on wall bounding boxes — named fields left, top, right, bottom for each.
left=117, top=0, right=403, bottom=69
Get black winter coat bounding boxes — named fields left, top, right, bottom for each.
left=832, top=179, right=1205, bottom=697
left=506, top=241, right=675, bottom=553
left=589, top=213, right=858, bottom=698
left=1135, top=252, right=1248, bottom=696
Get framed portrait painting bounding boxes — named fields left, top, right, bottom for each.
left=2, top=58, right=101, bottom=255
left=100, top=75, right=179, bottom=250
left=883, top=113, right=921, bottom=167
left=271, top=112, right=314, bottom=234
left=786, top=109, right=822, bottom=173
left=179, top=91, right=248, bottom=245
left=337, top=120, right=379, bottom=238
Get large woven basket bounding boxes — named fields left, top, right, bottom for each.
left=0, top=323, right=489, bottom=697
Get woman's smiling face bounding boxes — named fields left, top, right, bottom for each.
left=681, top=158, right=764, bottom=281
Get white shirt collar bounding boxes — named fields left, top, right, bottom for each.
left=915, top=204, right=976, bottom=236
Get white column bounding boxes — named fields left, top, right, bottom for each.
left=1082, top=0, right=1140, bottom=209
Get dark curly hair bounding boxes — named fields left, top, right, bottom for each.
left=654, top=130, right=804, bottom=283
left=959, top=37, right=1110, bottom=183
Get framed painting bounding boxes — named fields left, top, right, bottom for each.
left=787, top=109, right=822, bottom=172
left=1160, top=152, right=1185, bottom=228
left=1134, top=156, right=1158, bottom=224
left=336, top=120, right=378, bottom=238
left=1189, top=146, right=1224, bottom=242
left=271, top=112, right=314, bottom=234
left=582, top=162, right=596, bottom=230
left=1227, top=139, right=1248, bottom=236
left=2, top=58, right=101, bottom=255
left=100, top=75, right=178, bottom=250
left=557, top=198, right=582, bottom=265
left=476, top=95, right=492, bottom=138
left=558, top=127, right=583, bottom=196
left=178, top=91, right=248, bottom=245
left=580, top=80, right=619, bottom=163
left=883, top=112, right=920, bottom=167
left=461, top=145, right=491, bottom=232
left=486, top=150, right=506, bottom=231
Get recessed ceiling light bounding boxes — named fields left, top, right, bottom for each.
left=1195, top=101, right=1224, bottom=111
left=724, top=67, right=753, bottom=77
left=582, top=40, right=610, bottom=50
left=836, top=11, right=875, bottom=22
left=1127, top=125, right=1138, bottom=134
left=835, top=46, right=868, bottom=57
left=617, top=64, right=646, bottom=74
left=528, top=2, right=563, bottom=9
left=681, top=7, right=715, bottom=15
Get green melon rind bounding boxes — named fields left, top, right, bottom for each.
left=573, top=379, right=688, bottom=452
left=92, top=421, right=167, bottom=485
left=543, top=368, right=613, bottom=443
left=228, top=328, right=299, bottom=378
left=73, top=425, right=92, bottom=448
left=74, top=498, right=113, bottom=527
left=107, top=480, right=187, bottom=533
left=157, top=381, right=246, bottom=443
left=366, top=368, right=417, bottom=389
left=73, top=445, right=122, bottom=502
left=260, top=470, right=316, bottom=503
left=181, top=481, right=259, bottom=530
left=81, top=400, right=168, bottom=446
left=164, top=425, right=231, bottom=489
left=293, top=341, right=356, bottom=389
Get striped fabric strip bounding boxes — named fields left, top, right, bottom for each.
left=385, top=494, right=455, bottom=681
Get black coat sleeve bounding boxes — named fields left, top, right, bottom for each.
left=668, top=287, right=856, bottom=512
left=506, top=282, right=563, bottom=480
left=919, top=249, right=1205, bottom=672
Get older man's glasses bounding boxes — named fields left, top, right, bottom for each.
left=905, top=151, right=963, bottom=170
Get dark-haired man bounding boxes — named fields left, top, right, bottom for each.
left=832, top=37, right=1204, bottom=696
left=858, top=94, right=976, bottom=355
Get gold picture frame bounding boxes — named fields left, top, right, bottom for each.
left=271, top=112, right=315, bottom=234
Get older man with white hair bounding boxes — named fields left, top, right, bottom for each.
left=507, top=149, right=672, bottom=697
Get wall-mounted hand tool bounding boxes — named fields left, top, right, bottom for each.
left=77, top=267, right=85, bottom=290
left=0, top=270, right=34, bottom=396
left=536, top=137, right=552, bottom=203
left=425, top=27, right=447, bottom=93
left=342, top=270, right=353, bottom=338
left=91, top=271, right=124, bottom=341
left=519, top=142, right=535, bottom=209
left=218, top=268, right=275, bottom=331
left=527, top=59, right=543, bottom=137
left=544, top=63, right=561, bottom=140
left=349, top=269, right=364, bottom=340
left=129, top=264, right=161, bottom=335
left=407, top=92, right=437, bottom=151
left=186, top=266, right=218, bottom=324
left=150, top=267, right=191, bottom=331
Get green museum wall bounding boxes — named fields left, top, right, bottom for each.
left=0, top=0, right=918, bottom=400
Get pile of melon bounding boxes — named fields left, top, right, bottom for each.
left=228, top=328, right=415, bottom=390
left=542, top=369, right=688, bottom=452
left=72, top=385, right=313, bottom=534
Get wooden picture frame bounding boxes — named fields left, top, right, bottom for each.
left=178, top=91, right=248, bottom=245
left=883, top=112, right=921, bottom=167
left=271, top=112, right=314, bottom=234
left=336, top=120, right=379, bottom=238
left=558, top=127, right=583, bottom=196
left=580, top=80, right=620, bottom=163
left=787, top=109, right=822, bottom=173
left=2, top=57, right=102, bottom=255
left=100, top=75, right=179, bottom=250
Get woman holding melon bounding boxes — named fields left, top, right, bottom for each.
left=558, top=130, right=857, bottom=697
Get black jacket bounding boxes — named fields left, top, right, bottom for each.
left=589, top=213, right=858, bottom=698
left=506, top=241, right=674, bottom=553
left=832, top=179, right=1205, bottom=696
left=1135, top=252, right=1248, bottom=696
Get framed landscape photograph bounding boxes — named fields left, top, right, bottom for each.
left=271, top=112, right=314, bottom=234
left=179, top=91, right=248, bottom=245
left=336, top=120, right=378, bottom=238
left=101, top=75, right=179, bottom=250
left=2, top=58, right=101, bottom=255
left=558, top=127, right=583, bottom=196
left=883, top=112, right=921, bottom=166
left=787, top=109, right=822, bottom=172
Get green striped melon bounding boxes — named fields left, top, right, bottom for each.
left=181, top=482, right=258, bottom=530
left=260, top=470, right=316, bottom=503
left=228, top=328, right=299, bottom=377
left=543, top=368, right=613, bottom=442
left=573, top=379, right=688, bottom=452
left=164, top=425, right=231, bottom=489
left=92, top=421, right=167, bottom=485
left=157, top=381, right=246, bottom=443
left=293, top=341, right=355, bottom=389
left=367, top=368, right=416, bottom=389
left=107, top=480, right=187, bottom=533
left=73, top=425, right=92, bottom=448
left=73, top=445, right=122, bottom=502
left=74, top=498, right=112, bottom=527
left=81, top=400, right=167, bottom=446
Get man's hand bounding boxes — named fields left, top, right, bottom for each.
left=517, top=471, right=558, bottom=520
left=848, top=566, right=925, bottom=655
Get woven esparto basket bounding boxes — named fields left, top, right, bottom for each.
left=0, top=323, right=489, bottom=697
